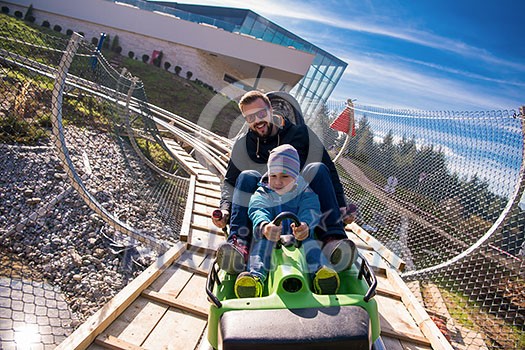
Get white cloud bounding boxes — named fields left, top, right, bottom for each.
left=333, top=53, right=522, bottom=110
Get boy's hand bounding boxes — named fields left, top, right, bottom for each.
left=291, top=222, right=309, bottom=241
left=263, top=222, right=282, bottom=242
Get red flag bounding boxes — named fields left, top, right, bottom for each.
left=330, top=106, right=356, bottom=136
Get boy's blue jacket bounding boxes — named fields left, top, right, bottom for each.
left=248, top=176, right=320, bottom=238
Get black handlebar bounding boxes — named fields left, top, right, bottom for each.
left=358, top=254, right=377, bottom=302
left=271, top=212, right=302, bottom=248
left=271, top=211, right=301, bottom=227
left=206, top=260, right=223, bottom=308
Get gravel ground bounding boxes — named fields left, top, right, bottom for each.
left=0, top=132, right=188, bottom=347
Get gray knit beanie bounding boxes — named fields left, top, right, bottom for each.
left=268, top=144, right=300, bottom=179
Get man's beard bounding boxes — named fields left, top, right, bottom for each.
left=252, top=121, right=273, bottom=138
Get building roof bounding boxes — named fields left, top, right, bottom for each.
left=147, top=1, right=348, bottom=116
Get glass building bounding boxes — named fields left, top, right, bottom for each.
left=123, top=0, right=348, bottom=117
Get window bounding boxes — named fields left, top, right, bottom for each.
left=224, top=74, right=252, bottom=91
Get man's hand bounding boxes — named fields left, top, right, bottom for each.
left=211, top=209, right=229, bottom=229
left=340, top=204, right=357, bottom=225
left=291, top=222, right=309, bottom=241
left=263, top=222, right=282, bottom=242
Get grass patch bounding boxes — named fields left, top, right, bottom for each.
left=103, top=51, right=241, bottom=137
left=440, top=288, right=524, bottom=349
left=1, top=13, right=241, bottom=138
left=135, top=137, right=178, bottom=173
left=0, top=111, right=49, bottom=144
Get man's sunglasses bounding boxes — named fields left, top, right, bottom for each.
left=244, top=108, right=270, bottom=123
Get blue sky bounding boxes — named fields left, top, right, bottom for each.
left=160, top=0, right=524, bottom=112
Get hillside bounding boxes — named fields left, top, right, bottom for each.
left=107, top=51, right=241, bottom=138
left=0, top=10, right=240, bottom=138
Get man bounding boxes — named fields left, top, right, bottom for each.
left=211, top=90, right=355, bottom=273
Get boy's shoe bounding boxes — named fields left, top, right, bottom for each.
left=313, top=266, right=340, bottom=294
left=234, top=272, right=263, bottom=298
left=216, top=237, right=249, bottom=274
left=326, top=238, right=356, bottom=271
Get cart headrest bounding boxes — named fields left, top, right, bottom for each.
left=266, top=91, right=305, bottom=126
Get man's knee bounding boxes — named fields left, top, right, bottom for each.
left=302, top=162, right=329, bottom=182
left=237, top=170, right=261, bottom=189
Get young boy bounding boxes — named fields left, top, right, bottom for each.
left=234, top=144, right=348, bottom=298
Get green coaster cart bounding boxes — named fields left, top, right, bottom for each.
left=206, top=212, right=383, bottom=350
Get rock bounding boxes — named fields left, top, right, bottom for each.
left=93, top=248, right=105, bottom=258
left=70, top=249, right=83, bottom=267
left=0, top=132, right=176, bottom=326
left=27, top=197, right=42, bottom=205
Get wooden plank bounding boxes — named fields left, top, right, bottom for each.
left=196, top=174, right=221, bottom=184
left=348, top=222, right=406, bottom=272
left=381, top=327, right=431, bottom=346
left=193, top=202, right=215, bottom=214
left=149, top=264, right=195, bottom=296
left=195, top=168, right=216, bottom=176
left=191, top=223, right=225, bottom=236
left=382, top=336, right=432, bottom=350
left=375, top=274, right=402, bottom=300
left=140, top=307, right=207, bottom=349
left=346, top=230, right=375, bottom=250
left=164, top=138, right=224, bottom=182
left=55, top=243, right=186, bottom=350
left=196, top=182, right=221, bottom=192
left=386, top=269, right=454, bottom=350
left=188, top=227, right=225, bottom=252
left=195, top=186, right=221, bottom=199
left=163, top=140, right=201, bottom=177
left=142, top=290, right=208, bottom=318
left=358, top=250, right=389, bottom=275
left=191, top=211, right=228, bottom=237
left=376, top=273, right=395, bottom=289
left=377, top=295, right=431, bottom=346
left=99, top=297, right=167, bottom=346
left=193, top=206, right=213, bottom=218
left=192, top=212, right=223, bottom=234
left=199, top=255, right=215, bottom=274
left=174, top=250, right=208, bottom=273
left=194, top=193, right=220, bottom=206
left=197, top=326, right=213, bottom=350
left=180, top=175, right=197, bottom=241
left=86, top=345, right=107, bottom=350
left=177, top=273, right=211, bottom=312
left=380, top=336, right=405, bottom=350
left=376, top=286, right=402, bottom=301
left=175, top=261, right=209, bottom=277
left=95, top=334, right=145, bottom=350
